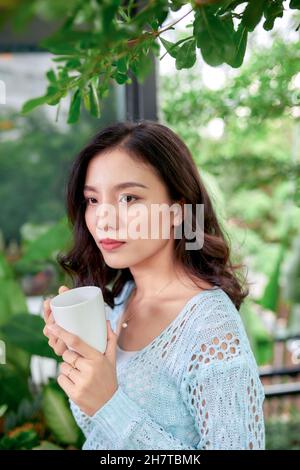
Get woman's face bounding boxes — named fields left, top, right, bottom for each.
left=84, top=148, right=181, bottom=269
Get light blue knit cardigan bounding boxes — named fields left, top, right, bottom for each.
left=69, top=280, right=265, bottom=450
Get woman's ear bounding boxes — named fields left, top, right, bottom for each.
left=172, top=199, right=185, bottom=227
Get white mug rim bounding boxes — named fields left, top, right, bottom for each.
left=50, top=286, right=101, bottom=309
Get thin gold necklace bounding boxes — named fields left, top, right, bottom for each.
left=121, top=278, right=175, bottom=329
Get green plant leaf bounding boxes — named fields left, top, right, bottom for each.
left=227, top=24, right=248, bottom=68
left=282, top=234, right=300, bottom=304
left=115, top=71, right=129, bottom=84
left=0, top=429, right=39, bottom=450
left=83, top=89, right=91, bottom=112
left=290, top=0, right=300, bottom=9
left=21, top=95, right=52, bottom=114
left=3, top=338, right=31, bottom=376
left=263, top=0, right=284, bottom=31
left=0, top=365, right=31, bottom=411
left=0, top=253, right=28, bottom=326
left=1, top=314, right=58, bottom=359
left=242, top=0, right=266, bottom=32
left=240, top=300, right=274, bottom=365
left=116, top=56, right=128, bottom=74
left=169, top=0, right=186, bottom=12
left=42, top=381, right=82, bottom=445
left=258, top=243, right=286, bottom=313
left=193, top=7, right=236, bottom=66
left=67, top=88, right=82, bottom=124
left=160, top=37, right=179, bottom=59
left=175, top=39, right=196, bottom=69
left=33, top=440, right=64, bottom=450
left=89, top=81, right=101, bottom=118
left=0, top=404, right=8, bottom=418
left=15, top=217, right=72, bottom=274
left=46, top=69, right=58, bottom=84
left=4, top=394, right=43, bottom=433
left=130, top=51, right=154, bottom=83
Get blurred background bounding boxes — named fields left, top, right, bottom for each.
left=0, top=1, right=300, bottom=450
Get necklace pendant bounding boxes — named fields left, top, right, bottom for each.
left=122, top=322, right=128, bottom=328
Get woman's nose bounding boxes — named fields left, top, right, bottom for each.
left=95, top=202, right=119, bottom=231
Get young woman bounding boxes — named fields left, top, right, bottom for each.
left=43, top=120, right=265, bottom=450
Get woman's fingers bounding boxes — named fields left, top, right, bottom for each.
left=44, top=285, right=70, bottom=356
left=47, top=333, right=68, bottom=356
left=54, top=339, right=68, bottom=356
left=43, top=286, right=69, bottom=323
left=48, top=333, right=57, bottom=349
left=58, top=285, right=69, bottom=295
left=43, top=298, right=52, bottom=323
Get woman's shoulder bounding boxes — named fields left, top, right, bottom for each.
left=180, top=287, right=254, bottom=365
left=184, top=285, right=239, bottom=324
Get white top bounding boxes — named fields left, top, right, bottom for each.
left=116, top=343, right=139, bottom=367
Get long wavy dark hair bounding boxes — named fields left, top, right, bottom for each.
left=57, top=120, right=248, bottom=310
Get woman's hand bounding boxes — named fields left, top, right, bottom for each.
left=43, top=285, right=69, bottom=356
left=47, top=320, right=119, bottom=417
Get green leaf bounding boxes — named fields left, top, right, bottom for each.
left=21, top=85, right=66, bottom=114
left=258, top=243, right=286, bottom=313
left=116, top=56, right=128, bottom=74
left=0, top=404, right=8, bottom=418
left=115, top=71, right=129, bottom=84
left=33, top=441, right=64, bottom=450
left=15, top=217, right=72, bottom=273
left=170, top=0, right=185, bottom=12
left=193, top=7, right=236, bottom=66
left=0, top=365, right=31, bottom=411
left=290, top=0, right=300, bottom=9
left=242, top=0, right=266, bottom=32
left=3, top=338, right=31, bottom=376
left=227, top=24, right=248, bottom=68
left=240, top=300, right=273, bottom=365
left=41, top=30, right=98, bottom=54
left=1, top=314, right=58, bottom=359
left=160, top=37, right=179, bottom=59
left=263, top=0, right=284, bottom=31
left=67, top=89, right=81, bottom=124
left=102, top=0, right=121, bottom=33
left=282, top=234, right=300, bottom=304
left=0, top=429, right=39, bottom=450
left=42, top=382, right=82, bottom=445
left=130, top=51, right=154, bottom=83
left=0, top=260, right=28, bottom=326
left=175, top=39, right=196, bottom=69
left=83, top=89, right=91, bottom=112
left=21, top=95, right=52, bottom=114
left=46, top=69, right=57, bottom=84
left=89, top=81, right=101, bottom=118
left=4, top=395, right=43, bottom=432
left=46, top=87, right=65, bottom=106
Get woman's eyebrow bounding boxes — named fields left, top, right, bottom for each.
left=84, top=182, right=149, bottom=192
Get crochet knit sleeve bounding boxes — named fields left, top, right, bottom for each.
left=77, top=304, right=265, bottom=450
left=181, top=352, right=265, bottom=449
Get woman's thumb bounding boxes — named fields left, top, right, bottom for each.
left=58, top=285, right=69, bottom=294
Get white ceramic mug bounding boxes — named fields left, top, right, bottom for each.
left=50, top=286, right=107, bottom=353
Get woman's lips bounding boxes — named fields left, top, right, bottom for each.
left=99, top=240, right=126, bottom=251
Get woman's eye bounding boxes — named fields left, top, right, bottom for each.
left=119, top=195, right=138, bottom=204
left=85, top=195, right=138, bottom=205
left=85, top=197, right=98, bottom=205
